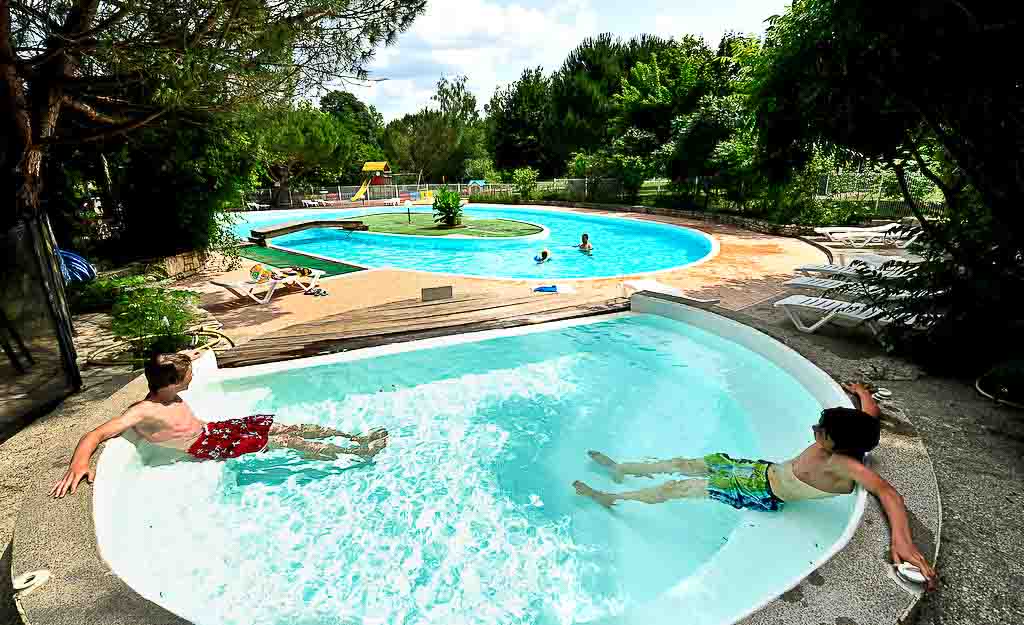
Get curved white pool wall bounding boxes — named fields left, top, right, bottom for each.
left=629, top=294, right=867, bottom=623
left=94, top=299, right=864, bottom=625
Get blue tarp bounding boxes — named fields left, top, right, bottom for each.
left=58, top=249, right=97, bottom=284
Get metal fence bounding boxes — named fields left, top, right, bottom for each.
left=815, top=171, right=947, bottom=220
left=238, top=174, right=944, bottom=220
left=240, top=179, right=629, bottom=209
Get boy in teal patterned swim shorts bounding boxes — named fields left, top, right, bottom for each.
left=573, top=383, right=937, bottom=588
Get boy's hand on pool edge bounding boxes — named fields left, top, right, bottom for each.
left=50, top=462, right=95, bottom=499
left=891, top=538, right=937, bottom=591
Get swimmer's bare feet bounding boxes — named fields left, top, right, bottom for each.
left=353, top=437, right=388, bottom=460
left=588, top=450, right=625, bottom=483
left=347, top=427, right=389, bottom=445
left=573, top=480, right=617, bottom=508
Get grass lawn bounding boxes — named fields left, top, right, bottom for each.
left=354, top=212, right=542, bottom=237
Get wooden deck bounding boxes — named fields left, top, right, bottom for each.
left=216, top=292, right=630, bottom=368
left=249, top=219, right=367, bottom=245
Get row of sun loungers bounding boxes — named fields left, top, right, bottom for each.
left=775, top=253, right=924, bottom=336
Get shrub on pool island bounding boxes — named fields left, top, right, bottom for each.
left=432, top=188, right=463, bottom=227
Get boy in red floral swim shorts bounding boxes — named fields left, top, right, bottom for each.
left=51, top=352, right=387, bottom=498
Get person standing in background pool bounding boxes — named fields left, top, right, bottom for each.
left=51, top=352, right=388, bottom=498
left=535, top=249, right=552, bottom=263
left=573, top=382, right=937, bottom=589
left=575, top=233, right=593, bottom=253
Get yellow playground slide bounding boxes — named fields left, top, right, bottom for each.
left=351, top=178, right=371, bottom=201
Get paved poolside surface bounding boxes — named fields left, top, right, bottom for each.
left=1, top=208, right=1021, bottom=624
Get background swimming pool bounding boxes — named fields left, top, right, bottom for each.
left=231, top=205, right=715, bottom=279
left=95, top=313, right=859, bottom=625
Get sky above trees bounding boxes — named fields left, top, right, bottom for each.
left=345, top=0, right=788, bottom=120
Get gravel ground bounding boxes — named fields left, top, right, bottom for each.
left=899, top=378, right=1024, bottom=625
left=739, top=300, right=1024, bottom=625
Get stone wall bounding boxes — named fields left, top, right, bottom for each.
left=148, top=250, right=208, bottom=279
left=518, top=200, right=819, bottom=237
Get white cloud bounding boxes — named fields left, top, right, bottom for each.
left=350, top=0, right=598, bottom=120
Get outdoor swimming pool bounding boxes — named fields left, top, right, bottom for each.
left=231, top=205, right=716, bottom=279
left=94, top=304, right=864, bottom=625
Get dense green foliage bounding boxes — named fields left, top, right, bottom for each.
left=249, top=103, right=357, bottom=205
left=432, top=188, right=463, bottom=227
left=68, top=275, right=150, bottom=313
left=4, top=0, right=429, bottom=230
left=318, top=91, right=388, bottom=183
left=382, top=77, right=487, bottom=182
left=110, top=288, right=201, bottom=357
left=754, top=0, right=1023, bottom=374
left=511, top=167, right=539, bottom=201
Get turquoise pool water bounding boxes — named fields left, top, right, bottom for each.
left=96, top=314, right=858, bottom=625
left=231, top=206, right=714, bottom=279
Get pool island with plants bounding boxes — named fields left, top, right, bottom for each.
left=354, top=212, right=543, bottom=238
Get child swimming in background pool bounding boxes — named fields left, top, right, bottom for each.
left=575, top=233, right=593, bottom=252
left=573, top=383, right=937, bottom=589
left=535, top=249, right=552, bottom=263
left=51, top=352, right=388, bottom=498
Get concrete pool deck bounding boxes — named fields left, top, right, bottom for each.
left=8, top=293, right=941, bottom=625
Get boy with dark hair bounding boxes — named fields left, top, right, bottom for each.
left=574, top=383, right=936, bottom=588
left=52, top=352, right=387, bottom=498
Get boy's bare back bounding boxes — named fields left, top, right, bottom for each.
left=127, top=396, right=206, bottom=451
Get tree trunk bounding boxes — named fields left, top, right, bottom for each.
left=2, top=5, right=81, bottom=392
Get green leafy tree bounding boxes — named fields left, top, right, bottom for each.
left=382, top=76, right=485, bottom=181
left=754, top=0, right=1024, bottom=372
left=3, top=0, right=427, bottom=228
left=106, top=115, right=260, bottom=259
left=319, top=90, right=387, bottom=183
left=512, top=167, right=538, bottom=200
left=465, top=157, right=497, bottom=182
left=547, top=34, right=673, bottom=168
left=252, top=103, right=355, bottom=205
left=486, top=67, right=555, bottom=175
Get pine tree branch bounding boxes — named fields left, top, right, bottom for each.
left=36, top=108, right=165, bottom=146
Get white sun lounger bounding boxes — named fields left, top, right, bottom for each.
left=212, top=269, right=325, bottom=304
left=785, top=276, right=859, bottom=292
left=774, top=295, right=888, bottom=335
left=814, top=223, right=900, bottom=240
left=211, top=277, right=288, bottom=304
left=795, top=258, right=912, bottom=280
left=830, top=229, right=923, bottom=248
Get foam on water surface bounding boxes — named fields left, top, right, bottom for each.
left=97, top=315, right=854, bottom=625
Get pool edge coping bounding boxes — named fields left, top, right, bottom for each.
left=10, top=294, right=939, bottom=625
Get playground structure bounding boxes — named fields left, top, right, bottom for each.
left=350, top=162, right=438, bottom=206
left=351, top=161, right=393, bottom=201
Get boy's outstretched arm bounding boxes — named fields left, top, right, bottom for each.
left=834, top=455, right=937, bottom=589
left=842, top=382, right=880, bottom=417
left=50, top=404, right=146, bottom=499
